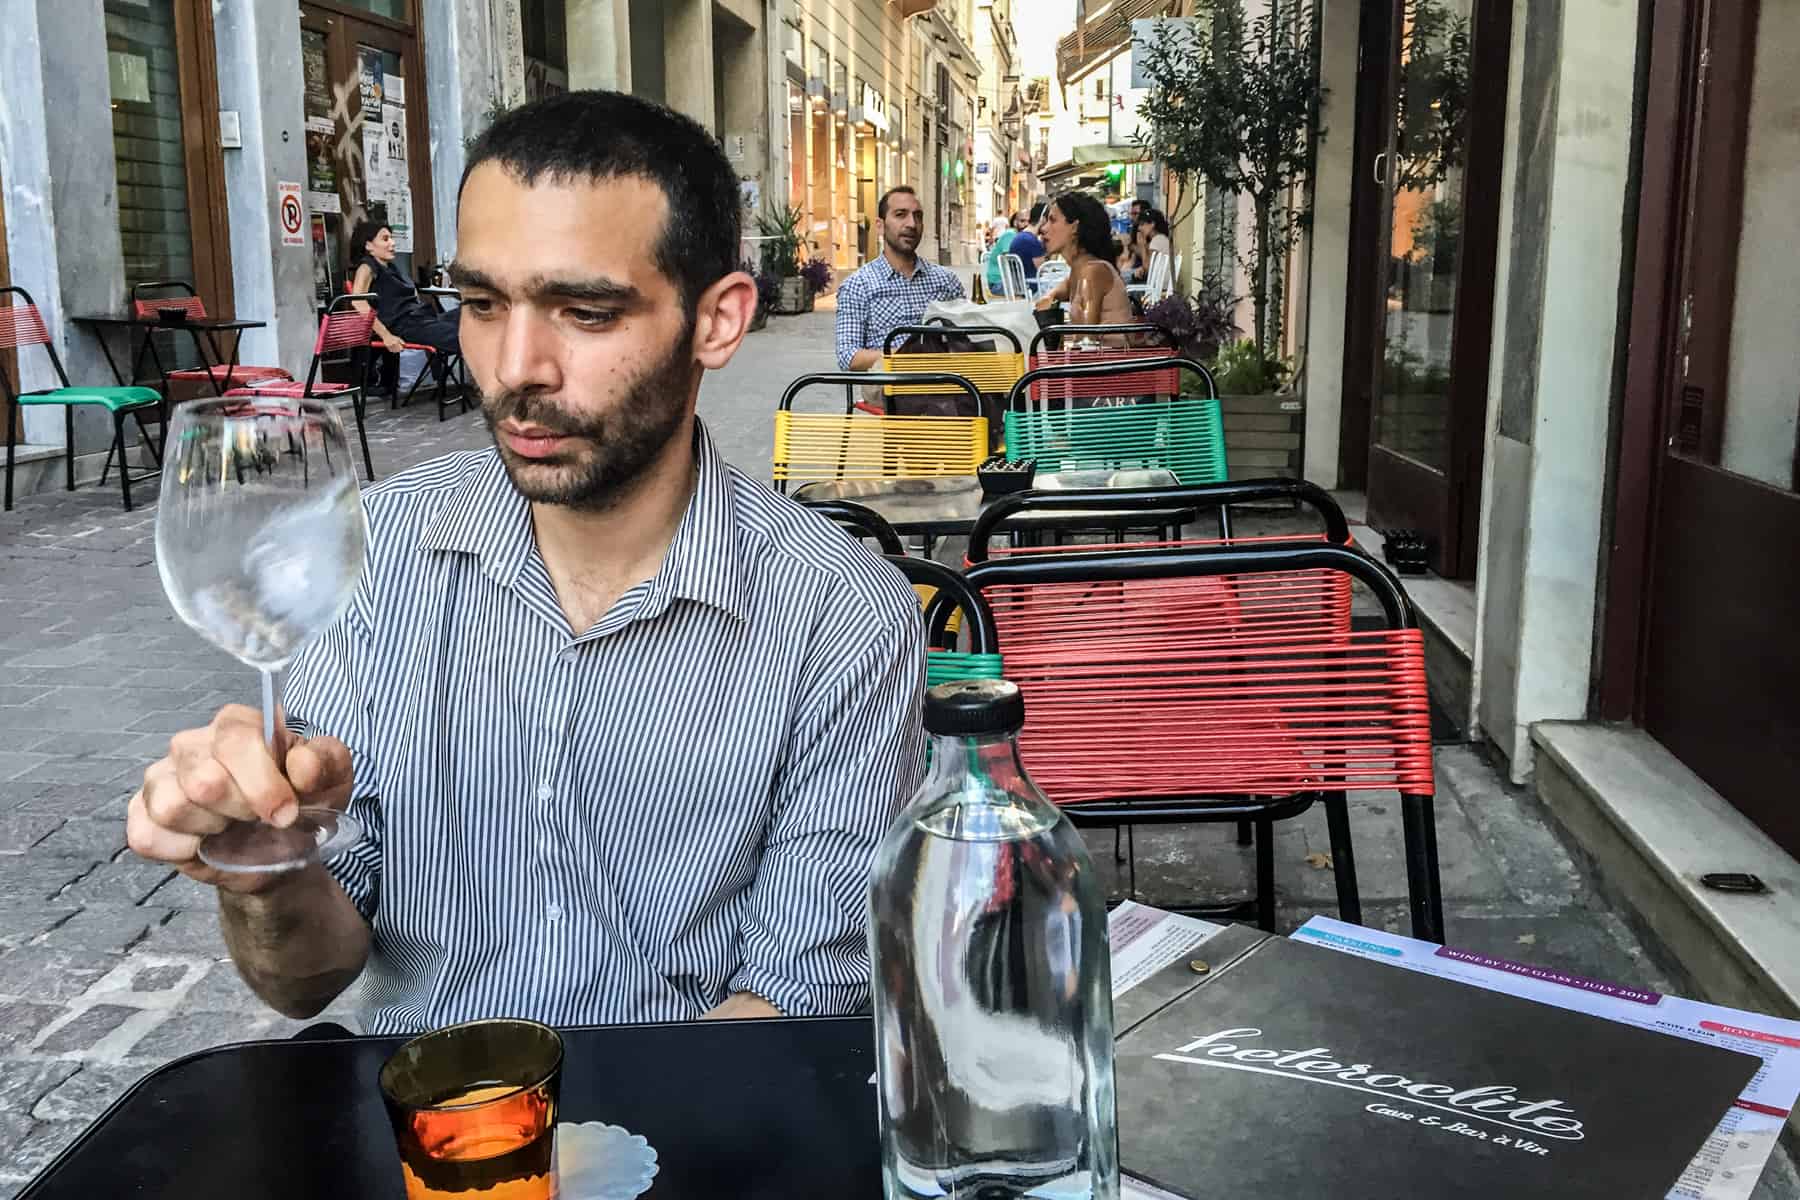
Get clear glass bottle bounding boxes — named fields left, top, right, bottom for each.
left=869, top=679, right=1118, bottom=1200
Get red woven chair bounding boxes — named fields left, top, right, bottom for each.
left=223, top=293, right=378, bottom=481
left=964, top=539, right=1443, bottom=941
left=1025, top=322, right=1184, bottom=407
left=130, top=281, right=292, bottom=395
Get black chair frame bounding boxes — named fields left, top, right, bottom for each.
left=884, top=554, right=1000, bottom=656
left=880, top=323, right=1025, bottom=356
left=801, top=499, right=905, bottom=554
left=964, top=540, right=1444, bottom=942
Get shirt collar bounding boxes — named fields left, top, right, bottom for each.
left=417, top=420, right=747, bottom=621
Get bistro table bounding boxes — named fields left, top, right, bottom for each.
left=72, top=314, right=270, bottom=398
left=793, top=467, right=1196, bottom=539
left=19, top=1015, right=881, bottom=1199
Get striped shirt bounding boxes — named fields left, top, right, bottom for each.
left=833, top=254, right=966, bottom=369
left=283, top=422, right=926, bottom=1034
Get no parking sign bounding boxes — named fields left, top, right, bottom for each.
left=278, top=181, right=305, bottom=247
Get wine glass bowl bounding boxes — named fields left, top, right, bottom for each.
left=155, top=398, right=368, bottom=873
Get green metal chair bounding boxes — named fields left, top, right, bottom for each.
left=3, top=287, right=165, bottom=511
left=1003, top=355, right=1227, bottom=486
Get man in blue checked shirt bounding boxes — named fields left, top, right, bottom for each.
left=126, top=91, right=926, bottom=1034
left=834, top=185, right=966, bottom=371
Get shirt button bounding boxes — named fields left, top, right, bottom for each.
left=536, top=783, right=553, bottom=802
left=546, top=901, right=564, bottom=922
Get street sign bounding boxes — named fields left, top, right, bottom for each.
left=278, top=181, right=305, bottom=247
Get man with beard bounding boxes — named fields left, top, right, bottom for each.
left=833, top=185, right=965, bottom=371
left=124, top=91, right=926, bottom=1033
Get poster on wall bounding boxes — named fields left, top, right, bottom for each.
left=311, top=214, right=333, bottom=303
left=380, top=101, right=408, bottom=190
left=390, top=186, right=413, bottom=254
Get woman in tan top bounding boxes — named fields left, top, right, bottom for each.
left=1035, top=192, right=1134, bottom=328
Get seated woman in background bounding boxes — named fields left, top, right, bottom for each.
left=1034, top=192, right=1132, bottom=330
left=1136, top=207, right=1174, bottom=283
left=347, top=218, right=460, bottom=360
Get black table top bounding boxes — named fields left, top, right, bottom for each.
left=794, top=468, right=1192, bottom=535
left=19, top=1016, right=880, bottom=1199
left=72, top=314, right=267, bottom=331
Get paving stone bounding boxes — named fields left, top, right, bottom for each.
left=0, top=904, right=79, bottom=950
left=177, top=962, right=267, bottom=1014
left=4, top=1119, right=85, bottom=1177
left=31, top=818, right=127, bottom=861
left=0, top=813, right=63, bottom=854
left=34, top=1004, right=141, bottom=1055
left=129, top=964, right=187, bottom=994
left=0, top=686, right=53, bottom=707
left=0, top=1002, right=65, bottom=1054
left=0, top=753, right=45, bottom=782
left=124, top=1011, right=281, bottom=1062
left=0, top=858, right=98, bottom=903
left=0, top=1061, right=78, bottom=1119
left=30, top=1064, right=150, bottom=1123
left=140, top=909, right=224, bottom=955
left=54, top=860, right=172, bottom=907
left=0, top=1111, right=33, bottom=1164
left=0, top=947, right=120, bottom=1005
left=144, top=873, right=220, bottom=913
left=25, top=731, right=141, bottom=758
left=8, top=757, right=139, bottom=788
left=36, top=906, right=171, bottom=956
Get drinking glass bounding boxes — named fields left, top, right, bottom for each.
left=154, top=397, right=367, bottom=872
left=380, top=1019, right=565, bottom=1200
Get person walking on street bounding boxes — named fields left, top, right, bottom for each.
left=834, top=186, right=965, bottom=370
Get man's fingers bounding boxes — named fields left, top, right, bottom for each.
left=141, top=766, right=233, bottom=837
left=285, top=737, right=354, bottom=812
left=212, top=720, right=300, bottom=827
left=127, top=788, right=206, bottom=865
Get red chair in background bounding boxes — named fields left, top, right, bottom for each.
left=224, top=294, right=378, bottom=481
left=130, top=281, right=292, bottom=395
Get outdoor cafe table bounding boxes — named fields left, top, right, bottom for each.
left=18, top=1015, right=881, bottom=1199
left=792, top=467, right=1196, bottom=539
left=72, top=314, right=269, bottom=398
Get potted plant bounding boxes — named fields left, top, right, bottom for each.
left=799, top=256, right=834, bottom=308
left=755, top=203, right=809, bottom=314
left=750, top=270, right=780, bottom=332
left=1143, top=274, right=1240, bottom=364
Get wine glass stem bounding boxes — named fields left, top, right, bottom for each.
left=260, top=667, right=282, bottom=757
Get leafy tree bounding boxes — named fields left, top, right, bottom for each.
left=1132, top=1, right=1323, bottom=363
left=1394, top=0, right=1472, bottom=191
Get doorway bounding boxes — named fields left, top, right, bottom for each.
left=1342, top=0, right=1509, bottom=579
left=299, top=1, right=437, bottom=300
left=1606, top=0, right=1800, bottom=859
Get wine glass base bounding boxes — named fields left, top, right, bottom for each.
left=198, top=807, right=363, bottom=875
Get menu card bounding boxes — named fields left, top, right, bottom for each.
left=1107, top=906, right=1765, bottom=1200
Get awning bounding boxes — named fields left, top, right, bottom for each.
left=1071, top=143, right=1149, bottom=166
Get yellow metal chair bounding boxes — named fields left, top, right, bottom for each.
left=878, top=323, right=1027, bottom=411
left=771, top=371, right=988, bottom=494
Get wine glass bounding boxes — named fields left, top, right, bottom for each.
left=154, top=397, right=368, bottom=873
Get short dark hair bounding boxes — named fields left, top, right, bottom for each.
left=1138, top=207, right=1171, bottom=238
left=878, top=186, right=920, bottom=219
left=1028, top=201, right=1047, bottom=223
left=348, top=218, right=388, bottom=262
left=1051, top=192, right=1115, bottom=260
left=459, top=90, right=740, bottom=312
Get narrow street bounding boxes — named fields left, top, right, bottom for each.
left=1, top=305, right=1794, bottom=1196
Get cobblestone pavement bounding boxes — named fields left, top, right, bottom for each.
left=2, top=305, right=1796, bottom=1195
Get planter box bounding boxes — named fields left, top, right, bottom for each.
left=1220, top=391, right=1304, bottom=481
left=775, top=277, right=815, bottom=314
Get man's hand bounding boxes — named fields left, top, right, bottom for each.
left=704, top=992, right=784, bottom=1021
left=127, top=705, right=354, bottom=895
left=847, top=347, right=882, bottom=372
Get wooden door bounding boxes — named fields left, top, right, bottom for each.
left=1614, top=0, right=1800, bottom=858
left=1355, top=0, right=1509, bottom=579
left=299, top=1, right=438, bottom=293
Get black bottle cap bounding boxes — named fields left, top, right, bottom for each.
left=924, top=678, right=1025, bottom=737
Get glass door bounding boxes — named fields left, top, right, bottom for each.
left=104, top=0, right=232, bottom=373
left=1362, top=0, right=1506, bottom=578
